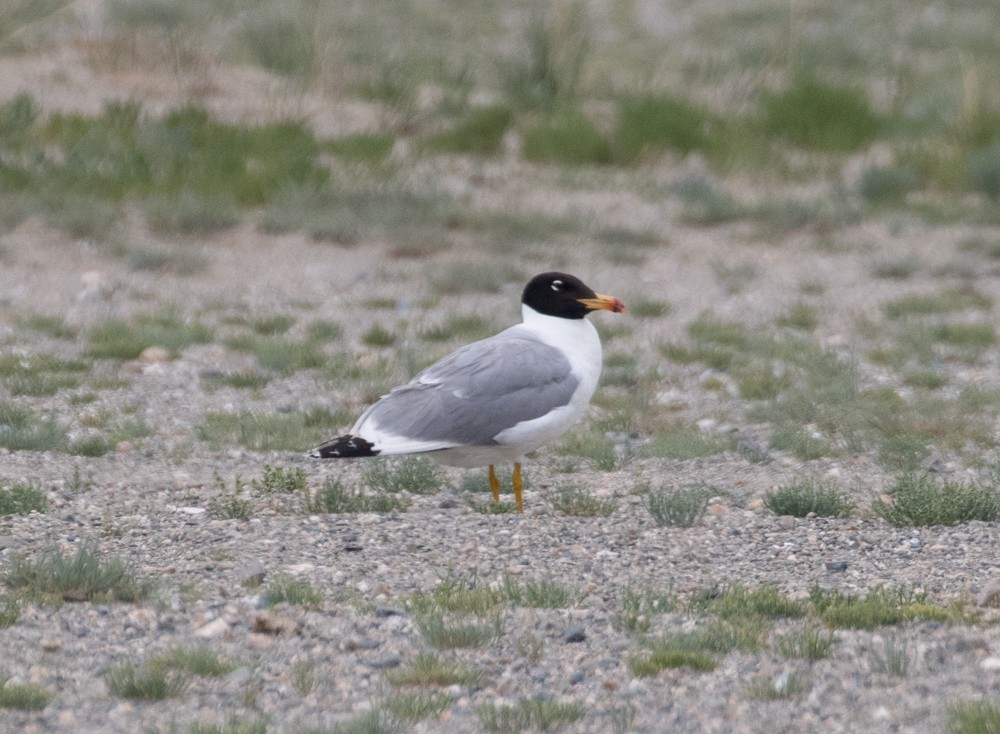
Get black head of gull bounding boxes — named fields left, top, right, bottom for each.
left=522, top=272, right=627, bottom=320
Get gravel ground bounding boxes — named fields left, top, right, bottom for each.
left=2, top=16, right=1000, bottom=733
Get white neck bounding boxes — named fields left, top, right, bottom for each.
left=520, top=304, right=603, bottom=389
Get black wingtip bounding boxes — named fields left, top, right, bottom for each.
left=309, top=435, right=379, bottom=459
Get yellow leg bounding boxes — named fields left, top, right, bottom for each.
left=488, top=464, right=500, bottom=503
left=513, top=462, right=524, bottom=514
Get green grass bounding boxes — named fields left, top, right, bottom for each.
left=198, top=409, right=334, bottom=452
left=224, top=334, right=325, bottom=373
left=616, top=588, right=677, bottom=634
left=882, top=287, right=992, bottom=319
left=627, top=296, right=670, bottom=319
left=307, top=478, right=410, bottom=514
left=327, top=133, right=395, bottom=164
left=549, top=485, right=618, bottom=517
left=764, top=479, right=854, bottom=518
left=0, top=100, right=328, bottom=234
left=503, top=576, right=579, bottom=609
left=382, top=690, right=451, bottom=722
left=210, top=474, right=253, bottom=520
left=775, top=624, right=836, bottom=660
left=477, top=698, right=584, bottom=733
left=14, top=313, right=76, bottom=340
left=151, top=647, right=236, bottom=678
left=647, top=486, right=713, bottom=527
left=415, top=610, right=502, bottom=649
left=555, top=430, right=624, bottom=471
left=627, top=633, right=719, bottom=676
left=251, top=464, right=307, bottom=495
left=4, top=542, right=154, bottom=604
left=523, top=110, right=612, bottom=165
left=427, top=106, right=512, bottom=155
left=0, top=596, right=19, bottom=628
left=860, top=164, right=920, bottom=205
left=385, top=652, right=480, bottom=687
left=760, top=75, right=882, bottom=152
left=692, top=584, right=806, bottom=621
left=809, top=586, right=961, bottom=630
left=407, top=572, right=504, bottom=618
left=87, top=313, right=213, bottom=360
left=947, top=700, right=1000, bottom=734
left=970, top=142, right=1000, bottom=201
left=870, top=634, right=912, bottom=677
left=0, top=402, right=66, bottom=452
left=363, top=457, right=446, bottom=495
left=361, top=325, right=397, bottom=347
left=203, top=370, right=272, bottom=390
left=644, top=426, right=729, bottom=460
left=0, top=353, right=90, bottom=396
left=264, top=573, right=323, bottom=607
left=745, top=671, right=808, bottom=700
left=776, top=303, right=820, bottom=331
left=615, top=94, right=715, bottom=163
left=873, top=474, right=1000, bottom=526
left=0, top=481, right=47, bottom=515
left=502, top=4, right=589, bottom=110
left=419, top=313, right=496, bottom=343
left=0, top=680, right=53, bottom=711
left=105, top=660, right=189, bottom=700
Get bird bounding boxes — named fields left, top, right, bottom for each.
left=310, top=271, right=626, bottom=512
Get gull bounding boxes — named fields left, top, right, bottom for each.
left=310, top=272, right=626, bottom=512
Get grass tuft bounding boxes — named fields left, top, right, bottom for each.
left=0, top=481, right=47, bottom=515
left=385, top=652, right=480, bottom=688
left=775, top=624, right=836, bottom=660
left=363, top=457, right=446, bottom=495
left=647, top=486, right=712, bottom=527
left=809, top=586, right=960, bottom=630
left=105, top=660, right=189, bottom=700
left=477, top=698, right=584, bottom=733
left=308, top=478, right=409, bottom=514
left=428, top=106, right=512, bottom=156
left=549, top=485, right=617, bottom=517
left=4, top=542, right=154, bottom=604
left=87, top=313, right=213, bottom=360
left=764, top=479, right=854, bottom=518
left=760, top=75, right=881, bottom=151
left=873, top=474, right=1000, bottom=527
left=264, top=573, right=323, bottom=607
left=947, top=700, right=1000, bottom=734
left=523, top=110, right=612, bottom=165
left=0, top=680, right=52, bottom=711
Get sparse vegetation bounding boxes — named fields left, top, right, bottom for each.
left=873, top=474, right=1000, bottom=527
left=647, top=486, right=713, bottom=527
left=105, top=660, right=189, bottom=700
left=263, top=573, right=323, bottom=607
left=363, top=457, right=446, bottom=495
left=477, top=698, right=584, bottom=733
left=307, top=478, right=410, bottom=514
left=549, top=484, right=617, bottom=517
left=4, top=542, right=154, bottom=604
left=0, top=679, right=53, bottom=710
left=948, top=700, right=1000, bottom=734
left=385, top=652, right=480, bottom=688
left=0, top=480, right=47, bottom=515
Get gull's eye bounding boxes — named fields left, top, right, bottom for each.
left=551, top=279, right=563, bottom=292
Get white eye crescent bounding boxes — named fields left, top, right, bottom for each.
left=551, top=280, right=563, bottom=291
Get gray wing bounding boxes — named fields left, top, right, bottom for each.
left=358, top=330, right=579, bottom=446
